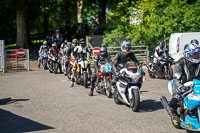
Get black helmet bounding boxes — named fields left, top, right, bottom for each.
left=121, top=41, right=131, bottom=54
left=79, top=38, right=86, bottom=47
left=191, top=39, right=199, bottom=45
left=100, top=47, right=107, bottom=57
left=159, top=41, right=165, bottom=49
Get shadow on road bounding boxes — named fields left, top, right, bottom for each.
left=0, top=108, right=54, bottom=133
left=139, top=99, right=164, bottom=112
left=0, top=98, right=29, bottom=105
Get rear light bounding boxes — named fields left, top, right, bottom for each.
left=176, top=44, right=179, bottom=53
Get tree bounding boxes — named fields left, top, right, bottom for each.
left=77, top=0, right=84, bottom=23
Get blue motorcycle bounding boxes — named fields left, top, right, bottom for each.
left=41, top=52, right=48, bottom=70
left=161, top=79, right=200, bottom=131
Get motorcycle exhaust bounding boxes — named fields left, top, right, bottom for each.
left=160, top=96, right=172, bottom=116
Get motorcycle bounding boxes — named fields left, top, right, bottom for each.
left=161, top=79, right=200, bottom=131
left=95, top=59, right=113, bottom=98
left=76, top=57, right=91, bottom=88
left=113, top=64, right=143, bottom=112
left=49, top=53, right=62, bottom=74
left=66, top=57, right=78, bottom=80
left=41, top=51, right=48, bottom=70
left=145, top=55, right=173, bottom=80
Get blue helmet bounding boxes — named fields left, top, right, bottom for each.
left=184, top=43, right=200, bottom=63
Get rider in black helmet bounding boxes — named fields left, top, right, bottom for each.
left=89, top=46, right=112, bottom=96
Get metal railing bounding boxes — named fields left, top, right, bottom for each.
left=5, top=49, right=30, bottom=71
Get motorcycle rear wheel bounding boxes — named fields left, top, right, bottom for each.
left=113, top=91, right=122, bottom=105
left=171, top=117, right=181, bottom=129
left=165, top=67, right=173, bottom=80
left=148, top=70, right=155, bottom=78
left=130, top=89, right=140, bottom=112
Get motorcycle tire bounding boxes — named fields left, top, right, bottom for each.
left=106, top=80, right=112, bottom=98
left=83, top=72, right=88, bottom=88
left=113, top=91, right=122, bottom=105
left=148, top=70, right=155, bottom=78
left=54, top=63, right=58, bottom=74
left=130, top=89, right=140, bottom=112
left=44, top=60, right=48, bottom=70
left=165, top=67, right=173, bottom=80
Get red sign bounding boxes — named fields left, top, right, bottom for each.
left=17, top=48, right=25, bottom=58
left=93, top=47, right=100, bottom=55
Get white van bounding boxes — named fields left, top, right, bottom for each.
left=169, top=32, right=200, bottom=62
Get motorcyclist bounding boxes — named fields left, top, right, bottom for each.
left=153, top=41, right=168, bottom=68
left=168, top=43, right=200, bottom=117
left=38, top=41, right=49, bottom=68
left=70, top=38, right=91, bottom=87
left=48, top=43, right=62, bottom=72
left=52, top=30, right=63, bottom=48
left=60, top=40, right=68, bottom=56
left=112, top=41, right=144, bottom=89
left=89, top=46, right=112, bottom=96
left=190, top=39, right=199, bottom=45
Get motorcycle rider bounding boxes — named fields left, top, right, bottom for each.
left=168, top=42, right=200, bottom=120
left=112, top=41, right=144, bottom=89
left=38, top=41, right=49, bottom=68
left=190, top=39, right=199, bottom=45
left=70, top=38, right=91, bottom=87
left=89, top=46, right=112, bottom=96
left=52, top=30, right=63, bottom=48
left=153, top=41, right=168, bottom=69
left=48, top=43, right=62, bottom=73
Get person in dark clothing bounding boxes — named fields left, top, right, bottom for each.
left=89, top=47, right=112, bottom=96
left=168, top=42, right=200, bottom=118
left=112, top=41, right=143, bottom=88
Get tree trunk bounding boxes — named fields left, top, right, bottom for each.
left=77, top=0, right=83, bottom=23
left=16, top=6, right=28, bottom=48
left=98, top=0, right=106, bottom=34
left=44, top=12, right=48, bottom=34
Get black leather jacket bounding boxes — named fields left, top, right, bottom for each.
left=94, top=54, right=112, bottom=73
left=112, top=52, right=142, bottom=73
left=172, top=57, right=200, bottom=95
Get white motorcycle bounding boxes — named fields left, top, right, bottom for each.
left=113, top=66, right=143, bottom=112
left=77, top=58, right=91, bottom=88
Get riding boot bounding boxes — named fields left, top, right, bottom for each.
left=89, top=88, right=94, bottom=96
left=70, top=78, right=75, bottom=87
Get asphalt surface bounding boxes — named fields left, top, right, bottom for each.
left=0, top=61, right=192, bottom=133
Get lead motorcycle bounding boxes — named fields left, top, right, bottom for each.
left=145, top=55, right=173, bottom=80
left=95, top=59, right=113, bottom=98
left=113, top=64, right=143, bottom=112
left=161, top=79, right=200, bottom=131
left=41, top=51, right=48, bottom=70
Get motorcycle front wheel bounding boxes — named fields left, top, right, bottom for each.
left=106, top=80, right=112, bottom=98
left=130, top=89, right=140, bottom=112
left=53, top=63, right=58, bottom=74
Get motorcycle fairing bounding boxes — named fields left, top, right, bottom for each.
left=184, top=79, right=200, bottom=110
left=181, top=114, right=200, bottom=131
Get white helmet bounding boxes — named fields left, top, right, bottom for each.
left=121, top=41, right=131, bottom=53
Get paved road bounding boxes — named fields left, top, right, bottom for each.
left=0, top=61, right=189, bottom=133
